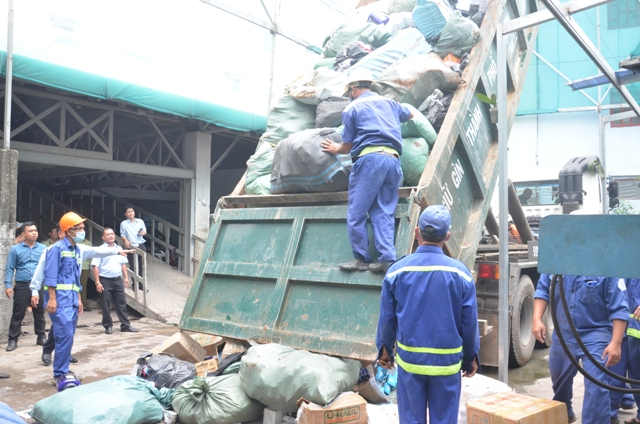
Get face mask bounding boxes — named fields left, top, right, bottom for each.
left=72, top=232, right=85, bottom=243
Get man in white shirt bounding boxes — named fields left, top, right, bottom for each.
left=119, top=206, right=147, bottom=287
left=92, top=227, right=138, bottom=334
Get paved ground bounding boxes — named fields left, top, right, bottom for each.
left=0, top=309, right=178, bottom=419
left=1, top=311, right=637, bottom=423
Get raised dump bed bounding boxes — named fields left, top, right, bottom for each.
left=181, top=0, right=540, bottom=362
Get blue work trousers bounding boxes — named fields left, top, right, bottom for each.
left=549, top=336, right=610, bottom=424
left=628, top=337, right=640, bottom=420
left=608, top=338, right=636, bottom=418
left=347, top=153, right=402, bottom=263
left=49, top=306, right=78, bottom=377
left=396, top=367, right=461, bottom=424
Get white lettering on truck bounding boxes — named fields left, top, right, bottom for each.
left=452, top=159, right=465, bottom=189
left=465, top=104, right=483, bottom=146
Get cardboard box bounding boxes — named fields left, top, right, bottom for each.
left=296, top=392, right=367, bottom=424
left=150, top=331, right=206, bottom=363
left=466, top=392, right=568, bottom=424
left=195, top=357, right=220, bottom=377
left=190, top=333, right=224, bottom=357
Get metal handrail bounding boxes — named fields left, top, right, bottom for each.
left=25, top=183, right=185, bottom=272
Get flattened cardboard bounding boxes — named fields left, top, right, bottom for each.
left=296, top=392, right=367, bottom=424
left=190, top=333, right=224, bottom=357
left=466, top=392, right=568, bottom=424
left=149, top=331, right=206, bottom=363
left=195, top=357, right=220, bottom=377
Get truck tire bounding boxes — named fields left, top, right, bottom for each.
left=509, top=275, right=536, bottom=367
left=535, top=308, right=554, bottom=349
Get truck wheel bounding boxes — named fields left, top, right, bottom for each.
left=535, top=308, right=554, bottom=349
left=509, top=275, right=536, bottom=367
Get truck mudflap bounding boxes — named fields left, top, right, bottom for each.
left=181, top=0, right=540, bottom=360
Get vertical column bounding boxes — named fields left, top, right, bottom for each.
left=0, top=149, right=18, bottom=342
left=183, top=131, right=211, bottom=277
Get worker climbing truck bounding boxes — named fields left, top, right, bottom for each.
left=180, top=0, right=546, bottom=367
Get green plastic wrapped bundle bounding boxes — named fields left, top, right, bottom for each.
left=30, top=376, right=169, bottom=424
left=323, top=22, right=395, bottom=58
left=261, top=95, right=317, bottom=145
left=400, top=103, right=437, bottom=147
left=433, top=11, right=480, bottom=57
left=245, top=141, right=275, bottom=195
left=239, top=343, right=361, bottom=412
left=401, top=137, right=430, bottom=186
left=172, top=375, right=264, bottom=424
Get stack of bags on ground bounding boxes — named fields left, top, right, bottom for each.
left=245, top=0, right=482, bottom=196
left=25, top=330, right=516, bottom=424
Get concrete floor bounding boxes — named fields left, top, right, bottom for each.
left=1, top=312, right=638, bottom=424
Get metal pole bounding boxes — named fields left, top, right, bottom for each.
left=3, top=0, right=13, bottom=150
left=266, top=0, right=279, bottom=115
left=497, top=23, right=510, bottom=384
left=599, top=113, right=608, bottom=213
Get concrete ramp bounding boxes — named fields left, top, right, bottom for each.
left=126, top=255, right=193, bottom=324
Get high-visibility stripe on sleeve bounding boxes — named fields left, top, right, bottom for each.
left=44, top=284, right=79, bottom=292
left=397, top=341, right=462, bottom=354
left=387, top=265, right=473, bottom=282
left=396, top=353, right=462, bottom=376
left=628, top=327, right=640, bottom=340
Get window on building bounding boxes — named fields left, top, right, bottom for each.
left=608, top=0, right=640, bottom=29
left=514, top=181, right=560, bottom=206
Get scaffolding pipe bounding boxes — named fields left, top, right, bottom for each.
left=3, top=0, right=13, bottom=150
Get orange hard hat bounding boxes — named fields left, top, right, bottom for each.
left=59, top=212, right=86, bottom=232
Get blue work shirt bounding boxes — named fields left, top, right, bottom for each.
left=4, top=241, right=46, bottom=287
left=627, top=278, right=640, bottom=340
left=91, top=243, right=128, bottom=278
left=120, top=218, right=146, bottom=246
left=43, top=238, right=121, bottom=308
left=377, top=245, right=480, bottom=375
left=32, top=244, right=120, bottom=296
left=535, top=274, right=629, bottom=344
left=342, top=91, right=411, bottom=158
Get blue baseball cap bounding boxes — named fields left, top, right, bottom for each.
left=419, top=205, right=451, bottom=236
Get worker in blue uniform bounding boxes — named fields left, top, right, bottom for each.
left=376, top=205, right=480, bottom=424
left=623, top=278, right=640, bottom=424
left=43, top=212, right=132, bottom=389
left=608, top=279, right=636, bottom=423
left=321, top=69, right=413, bottom=273
left=532, top=274, right=630, bottom=424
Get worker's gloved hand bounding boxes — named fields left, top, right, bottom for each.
left=377, top=346, right=394, bottom=369
left=602, top=341, right=622, bottom=367
left=532, top=318, right=546, bottom=344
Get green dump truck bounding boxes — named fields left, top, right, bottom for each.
left=180, top=0, right=545, bottom=367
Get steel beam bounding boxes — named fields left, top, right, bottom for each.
left=503, top=0, right=611, bottom=34
left=210, top=135, right=241, bottom=174
left=17, top=150, right=194, bottom=179
left=540, top=0, right=640, bottom=117
left=602, top=109, right=638, bottom=123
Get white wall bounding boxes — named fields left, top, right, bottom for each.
left=491, top=111, right=640, bottom=214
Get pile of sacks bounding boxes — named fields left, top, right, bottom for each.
left=27, top=331, right=514, bottom=424
left=245, top=0, right=481, bottom=196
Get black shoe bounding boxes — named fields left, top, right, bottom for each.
left=6, top=340, right=17, bottom=351
left=84, top=307, right=92, bottom=312
left=70, top=357, right=78, bottom=364
left=121, top=326, right=139, bottom=333
left=0, top=372, right=8, bottom=379
left=338, top=258, right=370, bottom=271
left=369, top=261, right=393, bottom=273
left=105, top=327, right=113, bottom=334
left=36, top=334, right=47, bottom=346
left=42, top=352, right=52, bottom=364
